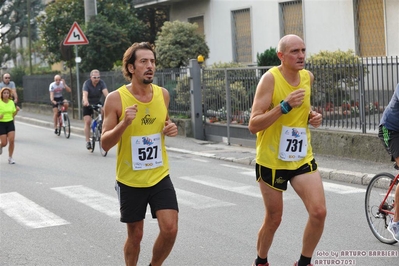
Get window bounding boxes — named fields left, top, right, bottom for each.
left=354, top=0, right=386, bottom=56
left=232, top=8, right=252, bottom=64
left=279, top=0, right=303, bottom=39
left=188, top=16, right=205, bottom=36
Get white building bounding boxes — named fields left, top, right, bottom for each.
left=134, top=0, right=399, bottom=65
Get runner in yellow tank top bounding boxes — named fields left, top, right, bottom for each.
left=249, top=35, right=326, bottom=266
left=101, top=42, right=179, bottom=266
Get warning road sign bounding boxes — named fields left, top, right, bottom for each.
left=63, top=22, right=89, bottom=46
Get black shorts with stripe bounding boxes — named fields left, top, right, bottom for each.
left=256, top=159, right=318, bottom=191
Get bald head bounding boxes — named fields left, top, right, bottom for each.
left=277, top=34, right=304, bottom=53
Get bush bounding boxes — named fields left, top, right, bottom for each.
left=307, top=49, right=366, bottom=108
left=257, top=47, right=280, bottom=67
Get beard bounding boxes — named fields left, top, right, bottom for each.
left=143, top=78, right=153, bottom=84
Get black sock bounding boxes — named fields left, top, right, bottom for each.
left=255, top=256, right=268, bottom=265
left=298, top=254, right=311, bottom=266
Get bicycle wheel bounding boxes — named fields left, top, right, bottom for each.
left=57, top=114, right=62, bottom=136
left=90, top=130, right=96, bottom=153
left=63, top=113, right=71, bottom=139
left=98, top=122, right=107, bottom=157
left=365, top=172, right=397, bottom=244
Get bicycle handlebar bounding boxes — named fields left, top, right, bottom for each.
left=90, top=104, right=103, bottom=112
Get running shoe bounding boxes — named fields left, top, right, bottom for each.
left=387, top=219, right=399, bottom=241
left=8, top=157, right=15, bottom=164
left=252, top=261, right=269, bottom=266
left=293, top=261, right=313, bottom=266
left=86, top=141, right=92, bottom=150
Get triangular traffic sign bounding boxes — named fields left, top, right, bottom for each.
left=63, top=22, right=89, bottom=46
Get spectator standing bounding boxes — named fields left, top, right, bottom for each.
left=82, top=69, right=109, bottom=150
left=49, top=75, right=71, bottom=134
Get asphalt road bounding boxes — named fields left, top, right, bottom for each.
left=1, top=121, right=398, bottom=265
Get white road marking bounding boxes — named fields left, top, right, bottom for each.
left=175, top=188, right=235, bottom=209
left=192, top=158, right=209, bottom=163
left=51, top=185, right=119, bottom=218
left=0, top=192, right=69, bottom=229
left=220, top=164, right=254, bottom=171
left=322, top=181, right=366, bottom=194
left=178, top=175, right=297, bottom=200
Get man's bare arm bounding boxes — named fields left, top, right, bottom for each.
left=101, top=91, right=136, bottom=152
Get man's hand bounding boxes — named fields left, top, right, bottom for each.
left=284, top=89, right=305, bottom=108
left=309, top=111, right=322, bottom=128
left=123, top=104, right=138, bottom=126
left=163, top=120, right=178, bottom=137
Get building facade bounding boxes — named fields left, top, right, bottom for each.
left=134, top=0, right=399, bottom=65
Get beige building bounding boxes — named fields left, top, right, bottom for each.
left=134, top=0, right=399, bottom=65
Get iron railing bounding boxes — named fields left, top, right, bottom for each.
left=23, top=56, right=398, bottom=133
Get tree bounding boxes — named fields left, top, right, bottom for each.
left=155, top=21, right=210, bottom=69
left=36, top=0, right=85, bottom=67
left=135, top=6, right=169, bottom=44
left=37, top=0, right=148, bottom=71
left=79, top=15, right=130, bottom=72
left=0, top=0, right=43, bottom=45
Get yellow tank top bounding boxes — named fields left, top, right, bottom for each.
left=116, top=84, right=169, bottom=187
left=255, top=67, right=314, bottom=170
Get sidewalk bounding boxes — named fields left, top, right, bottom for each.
left=15, top=108, right=397, bottom=186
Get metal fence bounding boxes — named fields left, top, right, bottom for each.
left=23, top=56, right=398, bottom=133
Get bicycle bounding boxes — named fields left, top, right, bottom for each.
left=365, top=167, right=398, bottom=244
left=89, top=104, right=107, bottom=157
left=56, top=101, right=71, bottom=139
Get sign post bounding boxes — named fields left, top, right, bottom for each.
left=63, top=22, right=89, bottom=119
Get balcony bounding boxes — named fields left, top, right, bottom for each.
left=133, top=0, right=188, bottom=8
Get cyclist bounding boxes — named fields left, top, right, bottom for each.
left=49, top=75, right=71, bottom=134
left=82, top=69, right=109, bottom=150
left=0, top=73, right=18, bottom=104
left=378, top=82, right=399, bottom=241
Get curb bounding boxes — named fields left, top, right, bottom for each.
left=17, top=115, right=373, bottom=186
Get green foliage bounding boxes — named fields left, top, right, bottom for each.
left=37, top=0, right=85, bottom=67
left=0, top=0, right=43, bottom=45
left=307, top=49, right=365, bottom=107
left=37, top=0, right=148, bottom=71
left=0, top=45, right=16, bottom=66
left=10, top=66, right=26, bottom=88
left=257, top=47, right=280, bottom=67
left=79, top=15, right=130, bottom=72
left=155, top=21, right=210, bottom=69
left=135, top=7, right=169, bottom=44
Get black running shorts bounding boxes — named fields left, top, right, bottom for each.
left=0, top=120, right=15, bottom=135
left=115, top=175, right=179, bottom=223
left=256, top=159, right=318, bottom=191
